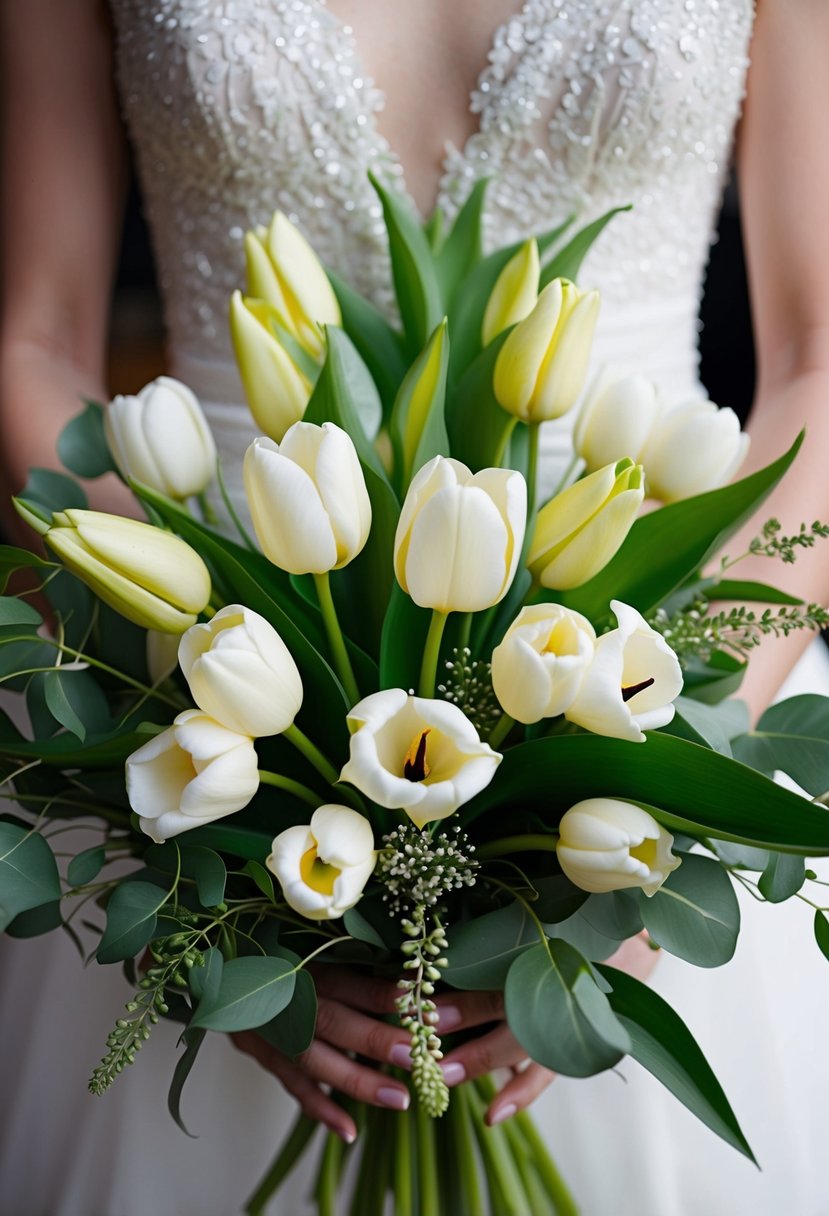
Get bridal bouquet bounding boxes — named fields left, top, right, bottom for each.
left=3, top=179, right=829, bottom=1215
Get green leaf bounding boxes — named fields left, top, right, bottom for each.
left=445, top=331, right=515, bottom=472
left=0, top=545, right=54, bottom=594
left=703, top=579, right=803, bottom=606
left=390, top=319, right=450, bottom=490
left=681, top=650, right=747, bottom=705
left=242, top=859, right=275, bottom=901
left=20, top=467, right=87, bottom=514
left=168, top=1027, right=207, bottom=1137
left=379, top=583, right=432, bottom=691
left=184, top=822, right=273, bottom=862
left=187, top=847, right=227, bottom=908
left=732, top=695, right=829, bottom=796
left=531, top=874, right=588, bottom=924
left=43, top=668, right=112, bottom=742
left=369, top=172, right=443, bottom=355
left=57, top=399, right=118, bottom=479
left=257, top=968, right=318, bottom=1058
left=597, top=964, right=754, bottom=1160
left=639, top=853, right=739, bottom=967
left=559, top=434, right=803, bottom=623
left=504, top=939, right=630, bottom=1077
left=464, top=731, right=829, bottom=854
left=434, top=178, right=488, bottom=311
left=549, top=908, right=625, bottom=963
left=713, top=841, right=771, bottom=872
left=758, top=850, right=805, bottom=903
left=665, top=696, right=749, bottom=757
left=190, top=955, right=297, bottom=1032
left=5, top=899, right=63, bottom=938
left=67, top=844, right=106, bottom=887
left=578, top=891, right=643, bottom=941
left=327, top=269, right=408, bottom=413
left=814, top=910, right=829, bottom=963
left=0, top=821, right=61, bottom=932
left=97, top=880, right=169, bottom=963
left=189, top=945, right=224, bottom=1004
left=443, top=901, right=537, bottom=990
left=539, top=206, right=632, bottom=286
left=305, top=328, right=386, bottom=462
left=45, top=569, right=95, bottom=650
left=0, top=598, right=42, bottom=628
left=343, top=903, right=388, bottom=949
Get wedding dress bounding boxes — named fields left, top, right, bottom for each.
left=3, top=2, right=829, bottom=1213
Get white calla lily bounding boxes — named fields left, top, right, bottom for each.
left=565, top=600, right=683, bottom=742
left=491, top=604, right=597, bottom=724
left=394, top=456, right=526, bottom=613
left=126, top=710, right=260, bottom=843
left=340, top=689, right=501, bottom=829
left=178, top=604, right=303, bottom=737
left=642, top=398, right=750, bottom=502
left=244, top=423, right=372, bottom=574
left=556, top=798, right=681, bottom=896
left=267, top=805, right=375, bottom=920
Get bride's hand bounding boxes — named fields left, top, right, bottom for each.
left=231, top=965, right=413, bottom=1143
left=434, top=931, right=659, bottom=1126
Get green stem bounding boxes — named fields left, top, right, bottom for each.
left=45, top=639, right=184, bottom=711
left=471, top=1079, right=534, bottom=1216
left=394, top=1104, right=415, bottom=1216
left=513, top=1110, right=580, bottom=1216
left=243, top=1111, right=319, bottom=1216
left=488, top=712, right=515, bottom=750
left=450, top=1086, right=486, bottom=1216
left=415, top=1100, right=441, bottom=1216
left=282, top=723, right=365, bottom=813
left=526, top=422, right=541, bottom=515
left=475, top=832, right=559, bottom=861
left=315, top=1132, right=345, bottom=1216
left=196, top=491, right=219, bottom=526
left=313, top=572, right=360, bottom=706
left=419, top=610, right=449, bottom=699
left=216, top=457, right=257, bottom=552
left=349, top=1107, right=380, bottom=1216
left=258, top=769, right=322, bottom=808
left=456, top=612, right=473, bottom=655
left=494, top=417, right=519, bottom=468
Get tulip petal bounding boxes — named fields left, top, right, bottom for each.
left=243, top=439, right=338, bottom=573
left=404, top=485, right=509, bottom=613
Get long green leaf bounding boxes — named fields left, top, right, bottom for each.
left=445, top=331, right=515, bottom=472
left=327, top=269, right=408, bottom=414
left=539, top=206, right=632, bottom=286
left=597, top=965, right=754, bottom=1160
left=464, top=731, right=829, bottom=854
left=168, top=1027, right=207, bottom=1137
left=369, top=173, right=443, bottom=356
left=434, top=178, right=488, bottom=311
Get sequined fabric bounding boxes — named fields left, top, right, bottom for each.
left=110, top=0, right=755, bottom=384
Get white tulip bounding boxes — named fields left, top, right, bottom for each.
left=244, top=424, right=372, bottom=574
left=105, top=376, right=217, bottom=500
left=573, top=369, right=661, bottom=473
left=556, top=798, right=681, bottom=896
left=126, top=710, right=260, bottom=843
left=641, top=398, right=750, bottom=503
left=267, top=804, right=375, bottom=920
left=491, top=604, right=597, bottom=724
left=340, top=689, right=501, bottom=829
left=565, top=600, right=683, bottom=742
left=394, top=456, right=526, bottom=613
left=178, top=604, right=303, bottom=738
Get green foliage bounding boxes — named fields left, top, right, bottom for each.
left=443, top=901, right=536, bottom=990
left=190, top=955, right=297, bottom=1032
left=757, top=851, right=806, bottom=903
left=97, top=880, right=169, bottom=964
left=538, top=206, right=632, bottom=286
left=638, top=853, right=740, bottom=967
left=732, top=695, right=829, bottom=796
left=369, top=173, right=443, bottom=357
left=67, top=844, right=106, bottom=888
left=20, top=467, right=87, bottom=514
left=814, top=910, right=829, bottom=964
left=0, top=820, right=61, bottom=931
left=433, top=178, right=488, bottom=311
left=327, top=268, right=408, bottom=413
left=167, top=1027, right=207, bottom=1136
left=257, top=958, right=317, bottom=1058
left=389, top=318, right=450, bottom=490
left=57, top=400, right=118, bottom=479
left=0, top=545, right=53, bottom=594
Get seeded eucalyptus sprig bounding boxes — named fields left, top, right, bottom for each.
left=721, top=517, right=829, bottom=570
left=652, top=599, right=829, bottom=666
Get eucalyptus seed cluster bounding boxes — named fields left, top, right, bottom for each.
left=438, top=646, right=501, bottom=735
left=88, top=933, right=204, bottom=1095
left=396, top=907, right=450, bottom=1117
left=376, top=823, right=478, bottom=916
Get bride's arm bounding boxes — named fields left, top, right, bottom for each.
left=727, top=0, right=829, bottom=718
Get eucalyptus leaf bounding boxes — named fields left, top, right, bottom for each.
left=531, top=874, right=588, bottom=923
left=814, top=910, right=829, bottom=964
left=5, top=899, right=63, bottom=938
left=43, top=668, right=112, bottom=742
left=0, top=545, right=53, bottom=594
left=189, top=946, right=224, bottom=1004
left=97, top=880, right=169, bottom=964
left=343, top=903, right=389, bottom=949
left=578, top=891, right=643, bottom=941
left=45, top=570, right=95, bottom=650
left=639, top=853, right=740, bottom=967
left=21, top=467, right=87, bottom=514
left=0, top=821, right=61, bottom=932
left=0, top=598, right=42, bottom=628
left=67, top=844, right=106, bottom=888
left=758, top=850, right=805, bottom=903
left=57, top=400, right=118, bottom=479
left=598, top=965, right=754, bottom=1159
left=168, top=1027, right=207, bottom=1137
left=443, top=901, right=537, bottom=990
left=733, top=695, right=829, bottom=796
left=190, top=955, right=297, bottom=1032
left=504, top=939, right=630, bottom=1077
left=257, top=969, right=318, bottom=1058
left=242, top=859, right=275, bottom=902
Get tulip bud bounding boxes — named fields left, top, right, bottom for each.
left=243, top=423, right=372, bottom=574
left=491, top=604, right=596, bottom=724
left=230, top=291, right=313, bottom=441
left=493, top=278, right=601, bottom=422
left=528, top=459, right=644, bottom=590
left=340, top=689, right=501, bottom=828
left=178, top=604, right=303, bottom=737
left=556, top=798, right=681, bottom=896
left=573, top=369, right=661, bottom=473
left=245, top=211, right=341, bottom=359
left=641, top=399, right=750, bottom=503
left=564, top=600, right=683, bottom=742
left=267, top=804, right=375, bottom=920
left=126, top=710, right=261, bottom=842
left=394, top=456, right=526, bottom=613
left=105, top=377, right=217, bottom=499
left=481, top=239, right=540, bottom=346
left=33, top=508, right=211, bottom=633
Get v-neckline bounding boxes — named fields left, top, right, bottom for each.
left=317, top=0, right=531, bottom=221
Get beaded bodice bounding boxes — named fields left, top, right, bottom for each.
left=110, top=0, right=754, bottom=397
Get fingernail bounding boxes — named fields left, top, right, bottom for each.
left=377, top=1086, right=410, bottom=1111
left=489, top=1103, right=517, bottom=1126
left=390, top=1042, right=413, bottom=1069
left=435, top=1005, right=462, bottom=1032
left=336, top=1125, right=357, bottom=1145
left=440, top=1061, right=466, bottom=1087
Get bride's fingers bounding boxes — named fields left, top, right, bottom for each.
left=314, top=997, right=414, bottom=1069
left=310, top=965, right=400, bottom=1016
left=485, top=1062, right=556, bottom=1125
left=439, top=1022, right=527, bottom=1085
left=300, top=1039, right=411, bottom=1112
left=431, top=988, right=504, bottom=1033
left=231, top=1031, right=356, bottom=1143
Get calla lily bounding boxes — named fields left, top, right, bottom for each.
left=491, top=604, right=597, bottom=724
left=340, top=689, right=501, bottom=828
left=565, top=600, right=684, bottom=742
left=126, top=710, right=260, bottom=843
left=244, top=423, right=372, bottom=574
left=556, top=798, right=681, bottom=896
left=394, top=456, right=526, bottom=613
left=179, top=604, right=303, bottom=738
left=267, top=805, right=375, bottom=920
